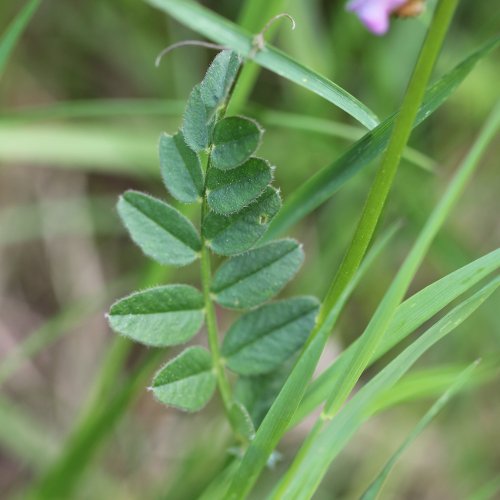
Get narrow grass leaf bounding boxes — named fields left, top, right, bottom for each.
left=108, top=285, right=204, bottom=347
left=211, top=116, right=263, bottom=170
left=0, top=0, right=40, bottom=78
left=360, top=361, right=479, bottom=500
left=212, top=239, right=304, bottom=310
left=222, top=297, right=320, bottom=375
left=206, top=157, right=272, bottom=215
left=203, top=186, right=281, bottom=256
left=159, top=131, right=204, bottom=203
left=182, top=50, right=241, bottom=151
left=146, top=0, right=379, bottom=130
left=270, top=279, right=499, bottom=499
left=151, top=347, right=216, bottom=412
left=117, top=190, right=201, bottom=266
left=292, top=247, right=500, bottom=426
left=264, top=37, right=500, bottom=240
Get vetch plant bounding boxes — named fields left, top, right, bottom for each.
left=107, top=50, right=320, bottom=442
left=89, top=1, right=500, bottom=499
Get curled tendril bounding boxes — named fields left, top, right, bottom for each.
left=155, top=40, right=231, bottom=67
left=252, top=13, right=297, bottom=55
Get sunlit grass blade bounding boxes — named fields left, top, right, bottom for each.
left=360, top=361, right=479, bottom=500
left=369, top=361, right=498, bottom=416
left=322, top=100, right=500, bottom=420
left=270, top=278, right=499, bottom=498
left=264, top=36, right=500, bottom=241
left=0, top=98, right=184, bottom=122
left=145, top=0, right=379, bottom=130
left=291, top=247, right=500, bottom=427
left=270, top=99, right=500, bottom=498
left=0, top=123, right=159, bottom=175
left=0, top=0, right=40, bottom=78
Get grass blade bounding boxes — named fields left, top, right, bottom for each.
left=322, top=100, right=500, bottom=420
left=0, top=0, right=40, bottom=78
left=360, top=361, right=480, bottom=500
left=291, top=247, right=500, bottom=427
left=270, top=98, right=500, bottom=498
left=145, top=0, right=379, bottom=129
left=264, top=36, right=500, bottom=241
left=270, top=278, right=500, bottom=498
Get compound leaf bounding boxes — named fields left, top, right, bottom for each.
left=151, top=346, right=216, bottom=412
left=108, top=284, right=204, bottom=347
left=118, top=190, right=201, bottom=266
left=222, top=297, right=320, bottom=375
left=203, top=186, right=281, bottom=256
left=211, top=239, right=304, bottom=309
left=206, top=157, right=272, bottom=215
left=159, top=131, right=204, bottom=203
left=211, top=116, right=263, bottom=170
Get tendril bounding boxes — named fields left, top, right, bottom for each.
left=155, top=40, right=231, bottom=67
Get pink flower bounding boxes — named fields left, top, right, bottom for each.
left=346, top=0, right=407, bottom=35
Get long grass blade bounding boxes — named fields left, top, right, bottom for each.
left=291, top=247, right=500, bottom=427
left=360, top=361, right=480, bottom=500
left=0, top=0, right=40, bottom=78
left=145, top=0, right=379, bottom=129
left=270, top=99, right=500, bottom=498
left=264, top=36, right=500, bottom=241
left=270, top=278, right=499, bottom=498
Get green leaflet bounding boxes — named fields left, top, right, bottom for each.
left=211, top=116, right=263, bottom=170
left=206, top=157, right=272, bottom=215
left=117, top=190, right=201, bottom=266
left=151, top=347, right=216, bottom=412
left=159, top=131, right=204, bottom=203
left=182, top=50, right=241, bottom=152
left=108, top=285, right=204, bottom=347
left=203, top=186, right=281, bottom=256
left=222, top=297, right=320, bottom=375
left=211, top=239, right=304, bottom=310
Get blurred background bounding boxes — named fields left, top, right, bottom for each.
left=0, top=0, right=498, bottom=498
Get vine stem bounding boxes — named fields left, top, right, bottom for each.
left=225, top=0, right=458, bottom=498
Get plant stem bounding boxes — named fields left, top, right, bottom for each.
left=200, top=203, right=234, bottom=412
left=200, top=167, right=243, bottom=442
left=224, top=1, right=458, bottom=497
